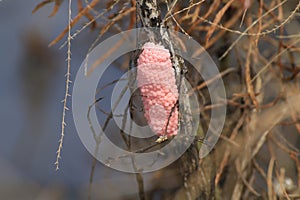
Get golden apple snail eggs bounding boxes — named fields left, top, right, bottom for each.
left=137, top=42, right=179, bottom=138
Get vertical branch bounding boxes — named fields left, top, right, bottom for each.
left=138, top=0, right=202, bottom=198
left=137, top=0, right=161, bottom=28
left=55, top=0, right=72, bottom=170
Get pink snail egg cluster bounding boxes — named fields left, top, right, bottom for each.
left=137, top=42, right=179, bottom=137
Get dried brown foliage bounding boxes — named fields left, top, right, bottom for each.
left=34, top=0, right=300, bottom=199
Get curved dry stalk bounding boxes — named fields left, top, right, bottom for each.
left=32, top=0, right=63, bottom=17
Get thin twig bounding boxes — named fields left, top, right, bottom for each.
left=189, top=67, right=236, bottom=95
left=55, top=0, right=72, bottom=171
left=220, top=0, right=295, bottom=60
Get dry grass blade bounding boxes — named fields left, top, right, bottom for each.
left=99, top=7, right=135, bottom=36
left=32, top=0, right=63, bottom=17
left=215, top=112, right=246, bottom=186
left=187, top=0, right=221, bottom=33
left=245, top=42, right=259, bottom=110
left=189, top=67, right=236, bottom=95
left=59, top=0, right=122, bottom=49
left=205, top=0, right=235, bottom=44
left=255, top=0, right=263, bottom=45
left=77, top=0, right=97, bottom=29
left=267, top=156, right=276, bottom=200
left=236, top=161, right=261, bottom=197
left=163, top=0, right=205, bottom=22
left=49, top=0, right=100, bottom=47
